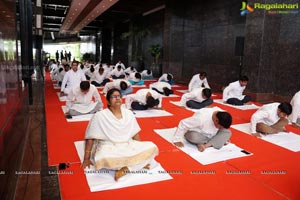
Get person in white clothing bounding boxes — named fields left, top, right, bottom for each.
left=127, top=72, right=144, bottom=85
left=149, top=81, right=173, bottom=96
left=222, top=76, right=251, bottom=105
left=81, top=88, right=158, bottom=181
left=125, top=89, right=162, bottom=110
left=250, top=102, right=292, bottom=136
left=179, top=88, right=213, bottom=109
left=56, top=64, right=70, bottom=86
left=141, top=69, right=153, bottom=80
left=84, top=65, right=95, bottom=80
left=110, top=65, right=126, bottom=79
left=173, top=107, right=232, bottom=152
left=60, top=61, right=86, bottom=96
left=124, top=66, right=137, bottom=76
left=102, top=79, right=133, bottom=96
left=65, top=81, right=103, bottom=118
left=158, top=73, right=174, bottom=85
left=115, top=60, right=126, bottom=70
left=289, top=91, right=300, bottom=128
left=188, top=72, right=210, bottom=92
left=90, top=67, right=110, bottom=87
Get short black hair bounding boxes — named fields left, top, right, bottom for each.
left=117, top=65, right=122, bottom=69
left=80, top=81, right=90, bottom=91
left=134, top=72, right=141, bottom=80
left=120, top=81, right=128, bottom=90
left=163, top=87, right=173, bottom=96
left=106, top=88, right=121, bottom=103
left=99, top=67, right=104, bottom=73
left=147, top=69, right=151, bottom=75
left=146, top=96, right=159, bottom=108
left=167, top=73, right=173, bottom=81
left=239, top=75, right=249, bottom=82
left=199, top=72, right=207, bottom=77
left=72, top=61, right=79, bottom=66
left=278, top=102, right=292, bottom=115
left=216, top=112, right=232, bottom=129
left=202, top=88, right=212, bottom=99
left=59, top=68, right=64, bottom=73
left=90, top=65, right=95, bottom=73
left=130, top=66, right=134, bottom=71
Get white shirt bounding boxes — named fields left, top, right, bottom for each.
left=149, top=82, right=171, bottom=93
left=91, top=71, right=109, bottom=84
left=55, top=68, right=66, bottom=82
left=188, top=74, right=210, bottom=91
left=115, top=62, right=126, bottom=70
left=102, top=79, right=131, bottom=94
left=61, top=69, right=86, bottom=93
left=109, top=68, right=126, bottom=77
left=250, top=103, right=280, bottom=133
left=124, top=67, right=137, bottom=74
left=223, top=81, right=245, bottom=101
left=103, top=65, right=113, bottom=73
left=66, top=84, right=102, bottom=110
left=141, top=70, right=153, bottom=77
left=158, top=73, right=172, bottom=82
left=127, top=72, right=141, bottom=82
left=180, top=87, right=206, bottom=106
left=289, top=91, right=300, bottom=124
left=173, top=107, right=221, bottom=142
left=125, top=89, right=162, bottom=109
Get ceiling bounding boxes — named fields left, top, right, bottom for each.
left=43, top=0, right=166, bottom=41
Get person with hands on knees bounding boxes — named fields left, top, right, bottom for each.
left=81, top=88, right=158, bottom=181
left=173, top=107, right=232, bottom=152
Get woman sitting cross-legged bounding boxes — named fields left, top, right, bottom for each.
left=81, top=88, right=159, bottom=181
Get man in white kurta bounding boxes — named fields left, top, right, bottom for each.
left=188, top=72, right=210, bottom=92
left=90, top=67, right=110, bottom=87
left=222, top=76, right=251, bottom=105
left=179, top=87, right=213, bottom=109
left=125, top=89, right=162, bottom=110
left=124, top=66, right=137, bottom=76
left=115, top=60, right=126, bottom=70
left=158, top=73, right=174, bottom=85
left=60, top=61, right=86, bottom=95
left=250, top=102, right=292, bottom=135
left=102, top=79, right=133, bottom=96
left=84, top=106, right=158, bottom=171
left=149, top=81, right=173, bottom=96
left=173, top=107, right=232, bottom=151
left=66, top=81, right=103, bottom=116
left=141, top=69, right=153, bottom=80
left=289, top=91, right=300, bottom=127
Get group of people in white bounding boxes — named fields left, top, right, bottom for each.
left=50, top=60, right=300, bottom=181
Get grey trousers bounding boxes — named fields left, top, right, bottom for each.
left=256, top=117, right=288, bottom=134
left=184, top=129, right=232, bottom=149
left=68, top=102, right=102, bottom=116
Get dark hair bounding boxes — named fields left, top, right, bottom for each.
left=117, top=65, right=122, bottom=70
left=130, top=66, right=134, bottom=71
left=278, top=102, right=292, bottom=115
left=134, top=72, right=141, bottom=80
left=99, top=67, right=104, bottom=73
left=147, top=69, right=151, bottom=75
left=146, top=96, right=159, bottom=108
left=167, top=73, right=173, bottom=81
left=199, top=72, right=207, bottom=77
left=120, top=81, right=128, bottom=90
left=239, top=75, right=249, bottom=82
left=80, top=65, right=84, bottom=69
left=90, top=65, right=95, bottom=73
left=106, top=88, right=121, bottom=104
left=72, top=61, right=79, bottom=66
left=202, top=88, right=212, bottom=99
left=80, top=81, right=90, bottom=91
left=163, top=87, right=173, bottom=96
left=59, top=68, right=64, bottom=73
left=216, top=112, right=232, bottom=129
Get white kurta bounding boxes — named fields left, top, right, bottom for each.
left=250, top=103, right=280, bottom=133
left=179, top=87, right=205, bottom=106
left=109, top=68, right=126, bottom=77
left=173, top=107, right=221, bottom=143
left=55, top=68, right=66, bottom=82
left=66, top=84, right=102, bottom=113
left=124, top=67, right=137, bottom=74
left=125, top=89, right=162, bottom=109
left=102, top=79, right=131, bottom=94
left=91, top=71, right=109, bottom=84
left=222, top=81, right=246, bottom=102
left=188, top=74, right=210, bottom=91
left=149, top=82, right=171, bottom=93
left=115, top=62, right=126, bottom=70
left=289, top=91, right=300, bottom=124
left=61, top=70, right=86, bottom=94
left=158, top=73, right=172, bottom=82
left=85, top=107, right=158, bottom=170
left=127, top=72, right=141, bottom=82
left=141, top=70, right=153, bottom=77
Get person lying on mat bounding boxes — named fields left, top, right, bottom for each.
left=158, top=73, right=174, bottom=85
left=188, top=72, right=210, bottom=92
left=127, top=72, right=144, bottom=85
left=250, top=102, right=293, bottom=137
left=141, top=69, right=153, bottom=80
left=64, top=81, right=103, bottom=119
left=81, top=88, right=159, bottom=181
left=60, top=61, right=86, bottom=96
left=173, top=107, right=232, bottom=152
left=149, top=81, right=173, bottom=96
left=222, top=75, right=251, bottom=106
left=289, top=91, right=300, bottom=128
left=125, top=88, right=163, bottom=110
left=179, top=88, right=213, bottom=109
left=102, top=79, right=133, bottom=96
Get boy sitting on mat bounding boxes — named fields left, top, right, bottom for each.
left=250, top=102, right=292, bottom=137
left=173, top=107, right=232, bottom=152
left=289, top=91, right=300, bottom=128
left=64, top=81, right=103, bottom=119
left=125, top=88, right=162, bottom=110
left=179, top=87, right=213, bottom=109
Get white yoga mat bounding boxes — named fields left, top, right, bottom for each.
left=170, top=101, right=200, bottom=113
left=154, top=128, right=252, bottom=165
left=231, top=123, right=300, bottom=152
left=61, top=106, right=94, bottom=122
left=171, top=85, right=182, bottom=87
left=57, top=92, right=67, bottom=102
left=74, top=141, right=173, bottom=192
left=53, top=84, right=60, bottom=89
left=214, top=99, right=260, bottom=110
left=132, top=109, right=173, bottom=118
left=162, top=94, right=179, bottom=98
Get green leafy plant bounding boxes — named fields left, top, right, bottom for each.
left=148, top=44, right=161, bottom=65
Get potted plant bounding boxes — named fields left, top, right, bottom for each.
left=148, top=44, right=162, bottom=77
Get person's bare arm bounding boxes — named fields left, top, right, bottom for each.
left=81, top=139, right=94, bottom=169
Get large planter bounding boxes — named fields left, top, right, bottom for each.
left=151, top=64, right=162, bottom=78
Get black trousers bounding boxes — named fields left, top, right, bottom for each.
left=226, top=95, right=251, bottom=106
